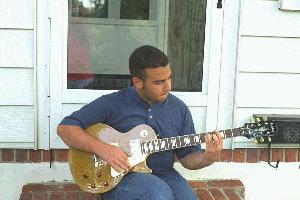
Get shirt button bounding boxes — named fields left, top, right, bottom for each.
left=149, top=116, right=153, bottom=119
left=148, top=109, right=151, bottom=111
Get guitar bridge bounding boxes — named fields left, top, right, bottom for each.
left=93, top=154, right=99, bottom=167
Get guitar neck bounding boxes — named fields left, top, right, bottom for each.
left=141, top=128, right=241, bottom=154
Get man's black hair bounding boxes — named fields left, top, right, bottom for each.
left=129, top=45, right=169, bottom=80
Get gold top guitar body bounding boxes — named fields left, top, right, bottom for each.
left=69, top=123, right=157, bottom=194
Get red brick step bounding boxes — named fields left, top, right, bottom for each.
left=20, top=179, right=244, bottom=200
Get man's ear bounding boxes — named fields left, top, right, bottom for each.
left=132, top=77, right=143, bottom=89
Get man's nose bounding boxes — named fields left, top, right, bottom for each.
left=164, top=79, right=171, bottom=91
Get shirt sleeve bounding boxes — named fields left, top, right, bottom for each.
left=59, top=96, right=110, bottom=128
left=174, top=105, right=203, bottom=159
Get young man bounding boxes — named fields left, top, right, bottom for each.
left=57, top=45, right=223, bottom=200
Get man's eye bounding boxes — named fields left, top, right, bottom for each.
left=155, top=81, right=164, bottom=85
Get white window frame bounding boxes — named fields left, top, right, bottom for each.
left=36, top=0, right=51, bottom=149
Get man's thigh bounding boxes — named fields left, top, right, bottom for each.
left=101, top=172, right=174, bottom=200
left=157, top=172, right=199, bottom=200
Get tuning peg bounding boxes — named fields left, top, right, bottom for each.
left=253, top=138, right=258, bottom=144
left=255, top=117, right=261, bottom=123
left=259, top=136, right=264, bottom=143
left=268, top=136, right=272, bottom=143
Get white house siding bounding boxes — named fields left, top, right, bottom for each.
left=0, top=0, right=36, bottom=148
left=1, top=1, right=300, bottom=200
left=233, top=0, right=300, bottom=147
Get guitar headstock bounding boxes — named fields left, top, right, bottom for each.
left=241, top=120, right=276, bottom=141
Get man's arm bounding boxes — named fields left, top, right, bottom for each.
left=57, top=125, right=132, bottom=172
left=179, top=131, right=223, bottom=170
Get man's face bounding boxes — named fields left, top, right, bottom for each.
left=136, top=65, right=172, bottom=105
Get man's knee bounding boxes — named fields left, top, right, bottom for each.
left=147, top=178, right=174, bottom=200
left=133, top=173, right=174, bottom=200
left=102, top=173, right=174, bottom=200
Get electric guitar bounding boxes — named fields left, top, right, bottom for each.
left=69, top=121, right=275, bottom=193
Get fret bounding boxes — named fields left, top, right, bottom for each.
left=163, top=139, right=169, bottom=151
left=178, top=135, right=183, bottom=147
left=160, top=139, right=166, bottom=150
left=167, top=138, right=172, bottom=149
left=171, top=137, right=177, bottom=149
left=153, top=140, right=159, bottom=152
left=200, top=134, right=206, bottom=142
left=183, top=135, right=191, bottom=146
left=176, top=136, right=181, bottom=148
left=222, top=130, right=231, bottom=139
left=142, top=141, right=149, bottom=154
left=189, top=135, right=194, bottom=145
left=141, top=142, right=145, bottom=153
left=191, top=135, right=197, bottom=145
left=194, top=134, right=201, bottom=144
left=233, top=128, right=242, bottom=137
left=149, top=141, right=154, bottom=153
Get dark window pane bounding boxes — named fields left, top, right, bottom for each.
left=67, top=74, right=132, bottom=89
left=168, top=0, right=207, bottom=92
left=120, top=0, right=149, bottom=20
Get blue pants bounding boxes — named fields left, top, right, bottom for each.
left=101, top=171, right=199, bottom=200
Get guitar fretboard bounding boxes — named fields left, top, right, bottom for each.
left=141, top=128, right=241, bottom=154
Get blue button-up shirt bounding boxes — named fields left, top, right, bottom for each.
left=60, top=86, right=202, bottom=174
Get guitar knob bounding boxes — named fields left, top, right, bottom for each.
left=262, top=116, right=268, bottom=121
left=255, top=117, right=261, bottom=123
left=96, top=172, right=102, bottom=177
left=253, top=138, right=258, bottom=144
left=103, top=181, right=109, bottom=187
left=268, top=136, right=272, bottom=142
left=83, top=173, right=89, bottom=178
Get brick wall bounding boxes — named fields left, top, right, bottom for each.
left=1, top=148, right=299, bottom=200
left=19, top=180, right=245, bottom=200
left=1, top=148, right=299, bottom=163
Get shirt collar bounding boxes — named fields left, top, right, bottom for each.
left=129, top=86, right=168, bottom=109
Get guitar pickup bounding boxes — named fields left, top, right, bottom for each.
left=129, top=139, right=144, bottom=166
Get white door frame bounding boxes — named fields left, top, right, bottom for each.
left=204, top=0, right=225, bottom=131
left=45, top=0, right=226, bottom=148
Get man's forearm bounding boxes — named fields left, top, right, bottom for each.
left=57, top=125, right=103, bottom=154
left=179, top=151, right=217, bottom=170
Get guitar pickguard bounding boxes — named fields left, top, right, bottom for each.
left=111, top=139, right=147, bottom=177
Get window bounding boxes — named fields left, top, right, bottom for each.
left=67, top=0, right=207, bottom=91
left=48, top=0, right=222, bottom=148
